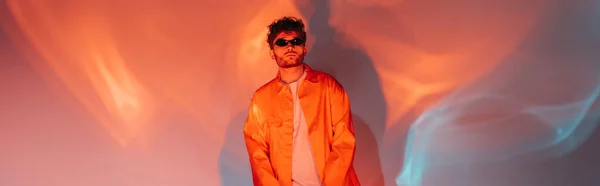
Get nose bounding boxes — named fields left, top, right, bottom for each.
left=287, top=45, right=294, bottom=51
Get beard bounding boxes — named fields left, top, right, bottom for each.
left=276, top=53, right=304, bottom=68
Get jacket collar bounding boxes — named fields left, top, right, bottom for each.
left=275, top=64, right=318, bottom=84
left=274, top=64, right=318, bottom=95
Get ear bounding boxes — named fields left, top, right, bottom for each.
left=303, top=46, right=307, bottom=55
left=269, top=49, right=275, bottom=59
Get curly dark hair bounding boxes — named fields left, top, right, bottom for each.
left=266, top=16, right=307, bottom=49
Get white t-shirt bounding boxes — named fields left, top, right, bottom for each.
left=289, top=71, right=321, bottom=186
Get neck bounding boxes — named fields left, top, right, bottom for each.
left=279, top=65, right=305, bottom=84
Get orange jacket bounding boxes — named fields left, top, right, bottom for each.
left=243, top=65, right=360, bottom=186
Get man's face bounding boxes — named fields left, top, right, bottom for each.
left=270, top=31, right=306, bottom=68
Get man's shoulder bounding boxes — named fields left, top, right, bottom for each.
left=251, top=78, right=279, bottom=99
left=309, top=70, right=349, bottom=99
left=310, top=70, right=343, bottom=88
left=310, top=69, right=333, bottom=80
left=250, top=69, right=343, bottom=99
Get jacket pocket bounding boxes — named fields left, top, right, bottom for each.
left=266, top=117, right=283, bottom=128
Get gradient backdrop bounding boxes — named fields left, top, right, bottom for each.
left=1, top=0, right=599, bottom=185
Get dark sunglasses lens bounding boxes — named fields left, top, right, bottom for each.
left=290, top=39, right=304, bottom=46
left=275, top=39, right=288, bottom=46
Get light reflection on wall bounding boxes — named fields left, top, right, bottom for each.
left=1, top=0, right=599, bottom=186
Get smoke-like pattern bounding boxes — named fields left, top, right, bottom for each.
left=397, top=83, right=600, bottom=186
left=1, top=0, right=599, bottom=185
left=396, top=1, right=600, bottom=184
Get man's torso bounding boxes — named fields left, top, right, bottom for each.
left=251, top=67, right=337, bottom=185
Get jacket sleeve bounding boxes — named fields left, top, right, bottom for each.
left=243, top=96, right=279, bottom=186
left=322, top=79, right=357, bottom=185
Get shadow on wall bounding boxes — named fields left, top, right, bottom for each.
left=218, top=111, right=253, bottom=186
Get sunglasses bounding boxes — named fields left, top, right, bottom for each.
left=274, top=38, right=305, bottom=47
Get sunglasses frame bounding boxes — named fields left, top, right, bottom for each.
left=274, top=38, right=305, bottom=47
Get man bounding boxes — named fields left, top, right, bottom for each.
left=243, top=16, right=360, bottom=186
